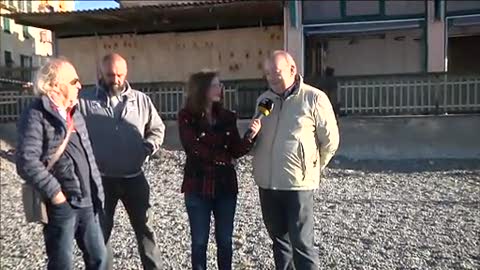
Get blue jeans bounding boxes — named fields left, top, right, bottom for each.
left=185, top=193, right=237, bottom=270
left=43, top=202, right=107, bottom=270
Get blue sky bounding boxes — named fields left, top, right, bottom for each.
left=75, top=0, right=119, bottom=10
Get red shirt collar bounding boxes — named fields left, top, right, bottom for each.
left=49, top=100, right=74, bottom=128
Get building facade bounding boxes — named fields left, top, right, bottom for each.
left=4, top=1, right=480, bottom=118
left=283, top=0, right=480, bottom=78
left=0, top=0, right=74, bottom=86
left=7, top=0, right=283, bottom=85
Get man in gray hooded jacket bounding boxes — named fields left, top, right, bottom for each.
left=78, top=53, right=164, bottom=270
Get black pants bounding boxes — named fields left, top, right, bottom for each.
left=259, top=188, right=319, bottom=270
left=102, top=173, right=162, bottom=270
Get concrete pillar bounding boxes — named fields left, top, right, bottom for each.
left=284, top=0, right=304, bottom=75
left=426, top=0, right=446, bottom=72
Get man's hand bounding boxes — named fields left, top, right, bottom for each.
left=51, top=191, right=67, bottom=205
left=144, top=142, right=154, bottom=157
left=247, top=119, right=262, bottom=140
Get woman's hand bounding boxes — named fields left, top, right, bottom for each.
left=247, top=119, right=262, bottom=139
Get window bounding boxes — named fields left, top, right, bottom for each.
left=3, top=17, right=11, bottom=33
left=303, top=1, right=342, bottom=23
left=4, top=51, right=13, bottom=67
left=19, top=0, right=25, bottom=11
left=27, top=1, right=32, bottom=12
left=385, top=1, right=425, bottom=16
left=345, top=0, right=380, bottom=17
left=8, top=0, right=14, bottom=8
left=5, top=51, right=13, bottom=64
left=59, top=0, right=65, bottom=11
left=20, top=55, right=33, bottom=81
left=38, top=0, right=54, bottom=12
left=40, top=30, right=51, bottom=43
left=20, top=55, right=32, bottom=68
left=23, top=25, right=30, bottom=39
left=446, top=0, right=480, bottom=14
left=3, top=51, right=13, bottom=78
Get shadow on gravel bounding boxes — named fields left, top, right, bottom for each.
left=0, top=123, right=17, bottom=150
left=320, top=198, right=480, bottom=207
left=329, top=156, right=480, bottom=173
left=0, top=149, right=15, bottom=164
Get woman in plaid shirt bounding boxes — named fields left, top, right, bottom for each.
left=178, top=70, right=261, bottom=270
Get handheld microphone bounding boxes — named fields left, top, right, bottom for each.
left=244, top=98, right=274, bottom=139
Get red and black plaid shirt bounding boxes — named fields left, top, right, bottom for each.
left=178, top=107, right=254, bottom=198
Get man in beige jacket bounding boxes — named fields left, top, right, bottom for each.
left=250, top=51, right=339, bottom=270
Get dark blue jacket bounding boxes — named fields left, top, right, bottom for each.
left=16, top=95, right=104, bottom=208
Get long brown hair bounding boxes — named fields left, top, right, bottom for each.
left=184, top=70, right=223, bottom=116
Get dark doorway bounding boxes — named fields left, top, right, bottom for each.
left=448, top=35, right=480, bottom=74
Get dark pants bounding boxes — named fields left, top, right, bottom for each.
left=184, top=193, right=237, bottom=270
left=259, top=188, right=319, bottom=270
left=43, top=203, right=106, bottom=270
left=102, top=173, right=162, bottom=270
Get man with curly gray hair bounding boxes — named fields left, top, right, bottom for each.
left=16, top=57, right=107, bottom=270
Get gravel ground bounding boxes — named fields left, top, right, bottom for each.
left=1, top=148, right=479, bottom=270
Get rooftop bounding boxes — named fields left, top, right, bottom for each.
left=5, top=0, right=284, bottom=37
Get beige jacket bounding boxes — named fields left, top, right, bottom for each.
left=252, top=76, right=339, bottom=190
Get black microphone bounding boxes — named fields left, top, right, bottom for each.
left=244, top=98, right=274, bottom=139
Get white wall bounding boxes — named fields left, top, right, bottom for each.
left=57, top=26, right=284, bottom=84
left=325, top=30, right=422, bottom=76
